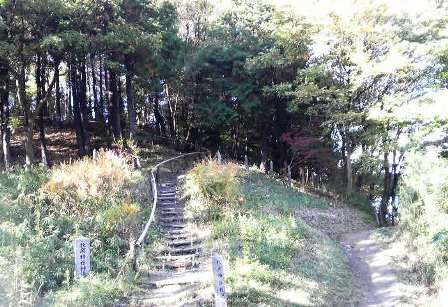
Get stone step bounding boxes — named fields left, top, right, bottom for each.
left=159, top=210, right=184, bottom=216
left=159, top=189, right=176, bottom=194
left=164, top=235, right=190, bottom=242
left=159, top=223, right=186, bottom=229
left=158, top=191, right=176, bottom=196
left=158, top=195, right=176, bottom=199
left=157, top=198, right=177, bottom=204
left=154, top=259, right=199, bottom=271
left=142, top=270, right=210, bottom=288
left=154, top=254, right=199, bottom=262
left=161, top=244, right=202, bottom=256
left=161, top=228, right=188, bottom=235
left=159, top=216, right=186, bottom=223
left=160, top=183, right=176, bottom=189
left=167, top=238, right=202, bottom=247
left=159, top=213, right=184, bottom=219
left=130, top=283, right=202, bottom=305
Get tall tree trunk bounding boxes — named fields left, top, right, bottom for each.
left=153, top=94, right=166, bottom=136
left=346, top=143, right=353, bottom=194
left=118, top=78, right=125, bottom=135
left=55, top=59, right=62, bottom=126
left=109, top=69, right=122, bottom=139
left=379, top=151, right=390, bottom=226
left=36, top=53, right=50, bottom=167
left=16, top=61, right=34, bottom=166
left=98, top=56, right=105, bottom=123
left=164, top=84, right=175, bottom=139
left=67, top=64, right=73, bottom=121
left=0, top=59, right=11, bottom=169
left=80, top=62, right=90, bottom=152
left=125, top=59, right=136, bottom=138
left=90, top=54, right=100, bottom=121
left=71, top=62, right=86, bottom=156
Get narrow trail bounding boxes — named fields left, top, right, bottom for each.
left=341, top=230, right=406, bottom=307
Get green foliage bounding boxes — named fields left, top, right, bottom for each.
left=0, top=151, right=151, bottom=303
left=400, top=150, right=448, bottom=286
left=184, top=159, right=241, bottom=221
left=186, top=161, right=359, bottom=305
left=45, top=273, right=130, bottom=307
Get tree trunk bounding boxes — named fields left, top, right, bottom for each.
left=346, top=143, right=353, bottom=194
left=0, top=59, right=11, bottom=170
left=90, top=54, right=101, bottom=121
left=67, top=65, right=73, bottom=121
left=71, top=63, right=86, bottom=156
left=55, top=60, right=62, bottom=125
left=379, top=151, right=391, bottom=226
left=16, top=61, right=34, bottom=166
left=109, top=69, right=122, bottom=140
left=164, top=84, right=176, bottom=139
left=125, top=61, right=136, bottom=138
left=98, top=56, right=105, bottom=123
left=36, top=53, right=50, bottom=167
left=80, top=62, right=90, bottom=152
left=153, top=94, right=166, bottom=136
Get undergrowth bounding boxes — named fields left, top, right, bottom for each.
left=0, top=150, right=156, bottom=306
left=398, top=150, right=448, bottom=304
left=184, top=160, right=360, bottom=306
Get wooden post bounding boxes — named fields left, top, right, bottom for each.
left=287, top=165, right=292, bottom=186
left=133, top=156, right=141, bottom=169
left=216, top=150, right=222, bottom=164
left=244, top=155, right=249, bottom=169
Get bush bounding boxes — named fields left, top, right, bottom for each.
left=400, top=150, right=448, bottom=289
left=184, top=159, right=241, bottom=221
left=0, top=150, right=151, bottom=302
left=46, top=273, right=130, bottom=307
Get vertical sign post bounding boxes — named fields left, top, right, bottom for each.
left=287, top=166, right=292, bottom=186
left=270, top=160, right=274, bottom=173
left=212, top=254, right=227, bottom=307
left=74, top=236, right=91, bottom=277
left=216, top=151, right=222, bottom=164
left=244, top=155, right=249, bottom=169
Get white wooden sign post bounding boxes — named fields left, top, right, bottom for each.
left=74, top=236, right=91, bottom=277
left=216, top=150, right=222, bottom=164
left=212, top=254, right=227, bottom=307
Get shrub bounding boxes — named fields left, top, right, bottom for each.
left=400, top=150, right=448, bottom=289
left=46, top=273, right=130, bottom=307
left=0, top=150, right=150, bottom=300
left=184, top=160, right=241, bottom=221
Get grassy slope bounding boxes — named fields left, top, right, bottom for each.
left=204, top=169, right=375, bottom=306
left=0, top=144, right=179, bottom=306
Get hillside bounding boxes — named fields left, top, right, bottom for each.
left=177, top=161, right=376, bottom=306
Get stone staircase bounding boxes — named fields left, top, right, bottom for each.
left=155, top=179, right=204, bottom=271
left=126, top=177, right=211, bottom=306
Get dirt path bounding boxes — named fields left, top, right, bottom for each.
left=341, top=230, right=406, bottom=307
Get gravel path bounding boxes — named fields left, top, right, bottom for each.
left=341, top=230, right=405, bottom=307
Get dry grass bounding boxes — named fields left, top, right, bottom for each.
left=43, top=150, right=133, bottom=202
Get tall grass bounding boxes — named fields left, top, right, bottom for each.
left=0, top=150, right=150, bottom=305
left=184, top=159, right=241, bottom=221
